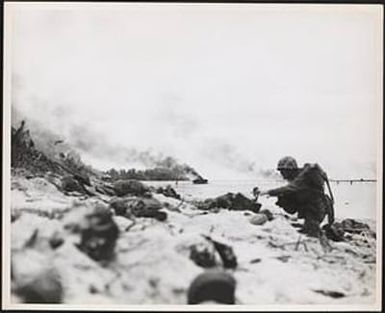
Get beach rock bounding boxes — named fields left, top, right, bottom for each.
left=12, top=249, right=63, bottom=303
left=260, top=209, right=274, bottom=221
left=15, top=268, right=63, bottom=303
left=113, top=179, right=151, bottom=197
left=187, top=270, right=236, bottom=304
left=249, top=213, right=268, bottom=226
left=77, top=204, right=119, bottom=262
left=189, top=243, right=217, bottom=268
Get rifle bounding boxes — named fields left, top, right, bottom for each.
left=324, top=175, right=335, bottom=225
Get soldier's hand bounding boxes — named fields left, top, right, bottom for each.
left=254, top=188, right=269, bottom=197
left=252, top=187, right=260, bottom=197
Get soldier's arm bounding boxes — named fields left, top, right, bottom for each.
left=267, top=170, right=308, bottom=196
left=267, top=182, right=301, bottom=197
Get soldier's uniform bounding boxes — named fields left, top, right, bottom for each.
left=267, top=160, right=333, bottom=237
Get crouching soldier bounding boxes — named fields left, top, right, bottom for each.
left=254, top=156, right=335, bottom=237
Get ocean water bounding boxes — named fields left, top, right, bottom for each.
left=145, top=180, right=378, bottom=220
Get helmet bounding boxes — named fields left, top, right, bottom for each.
left=277, top=156, right=298, bottom=170
left=187, top=269, right=236, bottom=304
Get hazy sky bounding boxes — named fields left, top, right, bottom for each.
left=7, top=3, right=383, bottom=179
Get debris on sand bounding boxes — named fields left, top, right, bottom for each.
left=275, top=255, right=291, bottom=263
left=76, top=204, right=119, bottom=262
left=323, top=218, right=376, bottom=242
left=189, top=243, right=218, bottom=268
left=202, top=235, right=238, bottom=269
left=113, top=179, right=151, bottom=197
left=110, top=196, right=168, bottom=221
left=155, top=185, right=181, bottom=200
left=194, top=192, right=261, bottom=213
left=341, top=219, right=375, bottom=236
left=313, top=289, right=346, bottom=298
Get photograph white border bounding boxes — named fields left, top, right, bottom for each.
left=2, top=2, right=383, bottom=311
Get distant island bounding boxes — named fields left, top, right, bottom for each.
left=104, top=167, right=190, bottom=182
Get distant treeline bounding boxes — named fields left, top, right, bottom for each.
left=105, top=167, right=190, bottom=181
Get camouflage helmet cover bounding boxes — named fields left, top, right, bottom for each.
left=277, top=156, right=298, bottom=170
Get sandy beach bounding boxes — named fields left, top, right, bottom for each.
left=9, top=172, right=377, bottom=306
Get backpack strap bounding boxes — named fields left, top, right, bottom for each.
left=322, top=168, right=335, bottom=225
left=314, top=163, right=335, bottom=225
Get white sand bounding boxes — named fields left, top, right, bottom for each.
left=9, top=175, right=377, bottom=305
